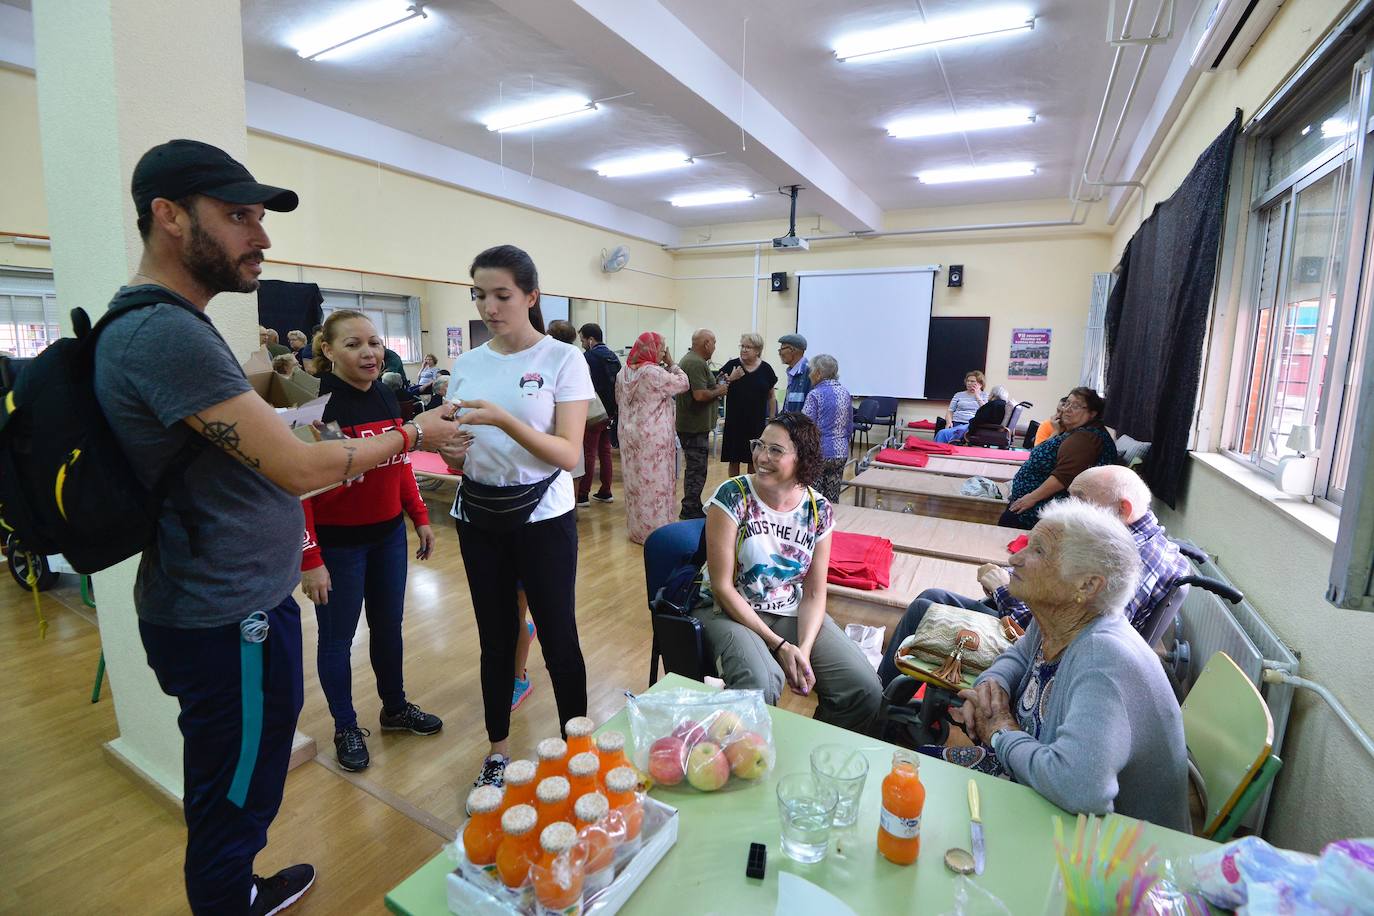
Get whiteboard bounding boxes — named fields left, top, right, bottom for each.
left=796, top=268, right=936, bottom=398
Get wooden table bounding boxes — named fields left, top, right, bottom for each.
left=848, top=468, right=1007, bottom=525
left=827, top=553, right=981, bottom=635
left=385, top=674, right=1216, bottom=915
left=833, top=504, right=1015, bottom=566
left=873, top=455, right=1019, bottom=482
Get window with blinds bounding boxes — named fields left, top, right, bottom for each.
left=0, top=269, right=60, bottom=359
left=320, top=290, right=421, bottom=362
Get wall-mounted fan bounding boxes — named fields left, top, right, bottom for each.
left=601, top=245, right=630, bottom=273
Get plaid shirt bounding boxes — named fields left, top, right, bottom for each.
left=992, top=510, right=1190, bottom=633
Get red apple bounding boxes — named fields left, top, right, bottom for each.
left=723, top=731, right=769, bottom=780
left=685, top=741, right=730, bottom=792
left=706, top=710, right=745, bottom=745
left=671, top=719, right=707, bottom=748
left=648, top=735, right=687, bottom=786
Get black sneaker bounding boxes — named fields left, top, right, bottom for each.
left=249, top=864, right=315, bottom=916
left=473, top=753, right=509, bottom=789
left=380, top=702, right=443, bottom=736
left=576, top=496, right=591, bottom=508
left=334, top=726, right=371, bottom=772
left=592, top=492, right=614, bottom=503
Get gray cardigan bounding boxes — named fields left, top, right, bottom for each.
left=977, top=612, right=1190, bottom=832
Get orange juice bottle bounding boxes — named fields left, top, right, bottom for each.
left=532, top=822, right=585, bottom=915
left=567, top=751, right=600, bottom=799
left=604, top=766, right=643, bottom=842
left=501, top=759, right=538, bottom=814
left=495, top=804, right=540, bottom=888
left=574, top=792, right=616, bottom=897
left=594, top=730, right=628, bottom=780
left=536, top=737, right=569, bottom=782
left=536, top=776, right=572, bottom=833
left=462, top=785, right=505, bottom=866
left=877, top=751, right=926, bottom=866
left=565, top=716, right=596, bottom=757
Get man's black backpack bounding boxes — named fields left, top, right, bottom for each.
left=0, top=289, right=200, bottom=574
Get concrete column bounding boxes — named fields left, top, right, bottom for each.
left=31, top=0, right=309, bottom=802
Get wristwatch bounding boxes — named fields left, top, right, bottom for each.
left=989, top=726, right=1017, bottom=754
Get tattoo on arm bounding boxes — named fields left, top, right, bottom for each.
left=342, top=444, right=357, bottom=480
left=191, top=414, right=261, bottom=469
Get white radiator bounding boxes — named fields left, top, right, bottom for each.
left=1165, top=547, right=1298, bottom=837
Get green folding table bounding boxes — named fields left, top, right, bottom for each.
left=386, top=673, right=1215, bottom=914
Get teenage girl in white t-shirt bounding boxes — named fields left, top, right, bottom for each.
left=437, top=245, right=594, bottom=789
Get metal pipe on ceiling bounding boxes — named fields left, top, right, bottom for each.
left=663, top=217, right=1090, bottom=253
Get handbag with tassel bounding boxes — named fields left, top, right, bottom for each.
left=896, top=604, right=1024, bottom=687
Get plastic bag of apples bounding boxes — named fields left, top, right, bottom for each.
left=626, top=688, right=775, bottom=792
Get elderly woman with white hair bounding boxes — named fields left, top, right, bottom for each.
left=931, top=499, right=1190, bottom=831
left=965, top=384, right=1013, bottom=435
left=718, top=332, right=779, bottom=477
left=802, top=353, right=853, bottom=502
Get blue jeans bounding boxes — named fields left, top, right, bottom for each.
left=314, top=521, right=409, bottom=730
left=935, top=424, right=968, bottom=444
left=140, top=596, right=304, bottom=914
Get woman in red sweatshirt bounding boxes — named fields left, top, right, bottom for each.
left=303, top=309, right=441, bottom=772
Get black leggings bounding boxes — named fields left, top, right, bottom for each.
left=456, top=511, right=587, bottom=744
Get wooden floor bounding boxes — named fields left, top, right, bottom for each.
left=1, top=455, right=830, bottom=915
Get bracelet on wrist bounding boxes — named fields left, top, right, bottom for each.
left=395, top=424, right=411, bottom=452
left=770, top=638, right=787, bottom=657
left=409, top=422, right=423, bottom=452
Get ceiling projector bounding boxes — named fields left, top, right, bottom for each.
left=772, top=235, right=809, bottom=251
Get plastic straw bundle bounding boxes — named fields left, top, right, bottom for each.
left=1051, top=814, right=1157, bottom=914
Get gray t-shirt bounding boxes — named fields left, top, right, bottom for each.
left=93, top=286, right=303, bottom=628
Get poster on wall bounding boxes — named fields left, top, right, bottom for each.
left=447, top=326, right=463, bottom=358
left=1008, top=328, right=1051, bottom=379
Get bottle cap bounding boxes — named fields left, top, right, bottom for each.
left=568, top=752, right=599, bottom=777
left=537, top=737, right=568, bottom=761
left=605, top=766, right=637, bottom=794
left=536, top=776, right=570, bottom=803
left=504, top=759, right=537, bottom=786
left=574, top=792, right=609, bottom=825
left=565, top=716, right=595, bottom=738
left=595, top=730, right=625, bottom=753
left=539, top=821, right=578, bottom=855
left=500, top=804, right=537, bottom=836
left=465, top=785, right=502, bottom=815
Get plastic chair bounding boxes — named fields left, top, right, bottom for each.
left=642, top=519, right=715, bottom=685
left=1021, top=420, right=1040, bottom=449
left=870, top=396, right=899, bottom=439
left=851, top=398, right=880, bottom=450
left=1182, top=651, right=1275, bottom=838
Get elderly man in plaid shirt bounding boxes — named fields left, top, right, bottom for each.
left=877, top=465, right=1190, bottom=687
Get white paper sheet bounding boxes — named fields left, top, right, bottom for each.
left=274, top=394, right=330, bottom=429
left=776, top=871, right=859, bottom=916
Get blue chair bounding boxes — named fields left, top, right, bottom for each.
left=870, top=396, right=899, bottom=440
left=851, top=398, right=880, bottom=450
left=642, top=519, right=716, bottom=685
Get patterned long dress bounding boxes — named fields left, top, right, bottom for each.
left=616, top=363, right=690, bottom=543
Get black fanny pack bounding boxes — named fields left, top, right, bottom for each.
left=457, top=471, right=561, bottom=531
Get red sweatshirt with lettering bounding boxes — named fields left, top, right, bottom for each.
left=301, top=372, right=429, bottom=571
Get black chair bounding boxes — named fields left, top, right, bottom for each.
left=643, top=519, right=716, bottom=685
left=1021, top=420, right=1040, bottom=449
left=870, top=396, right=899, bottom=440
left=851, top=398, right=880, bottom=450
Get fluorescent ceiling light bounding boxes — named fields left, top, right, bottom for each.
left=1322, top=118, right=1354, bottom=138
left=887, top=107, right=1036, bottom=139
left=670, top=189, right=755, bottom=207
left=596, top=152, right=694, bottom=178
left=834, top=6, right=1035, bottom=62
left=484, top=95, right=597, bottom=132
left=917, top=162, right=1037, bottom=184
left=293, top=2, right=428, bottom=62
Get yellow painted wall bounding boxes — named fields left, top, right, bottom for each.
left=1106, top=0, right=1374, bottom=853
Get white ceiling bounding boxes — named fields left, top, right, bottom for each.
left=6, top=0, right=1206, bottom=238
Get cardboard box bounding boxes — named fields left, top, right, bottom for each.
left=242, top=348, right=320, bottom=408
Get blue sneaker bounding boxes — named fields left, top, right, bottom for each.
left=511, top=672, right=532, bottom=711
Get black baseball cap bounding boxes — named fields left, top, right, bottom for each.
left=132, top=139, right=298, bottom=216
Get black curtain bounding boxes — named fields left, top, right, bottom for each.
left=256, top=280, right=323, bottom=343
left=1103, top=111, right=1241, bottom=507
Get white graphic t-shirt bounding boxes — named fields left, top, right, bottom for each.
left=447, top=335, right=594, bottom=523
left=707, top=475, right=834, bottom=618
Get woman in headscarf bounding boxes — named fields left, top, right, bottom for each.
left=615, top=332, right=691, bottom=543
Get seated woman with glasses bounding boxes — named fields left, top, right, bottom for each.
left=691, top=412, right=883, bottom=735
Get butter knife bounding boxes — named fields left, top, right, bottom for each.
left=968, top=778, right=985, bottom=875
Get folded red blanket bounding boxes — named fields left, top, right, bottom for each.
left=1007, top=534, right=1029, bottom=554
left=946, top=444, right=1032, bottom=461
left=875, top=448, right=929, bottom=467
left=828, top=531, right=894, bottom=590
left=903, top=436, right=956, bottom=454
left=907, top=419, right=937, bottom=430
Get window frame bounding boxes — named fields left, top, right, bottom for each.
left=0, top=266, right=60, bottom=359
left=319, top=288, right=422, bottom=364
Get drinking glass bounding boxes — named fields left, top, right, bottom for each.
left=775, top=773, right=838, bottom=864
left=810, top=743, right=869, bottom=828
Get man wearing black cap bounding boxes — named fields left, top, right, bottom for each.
left=95, top=139, right=462, bottom=915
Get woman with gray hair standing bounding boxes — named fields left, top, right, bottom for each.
left=802, top=353, right=853, bottom=502
left=925, top=499, right=1189, bottom=830
left=718, top=332, right=778, bottom=476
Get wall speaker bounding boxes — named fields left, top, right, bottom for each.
left=770, top=271, right=788, bottom=292
left=947, top=264, right=964, bottom=287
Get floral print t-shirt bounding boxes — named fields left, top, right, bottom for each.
left=707, top=475, right=834, bottom=618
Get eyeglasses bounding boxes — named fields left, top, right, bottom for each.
left=750, top=439, right=794, bottom=459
